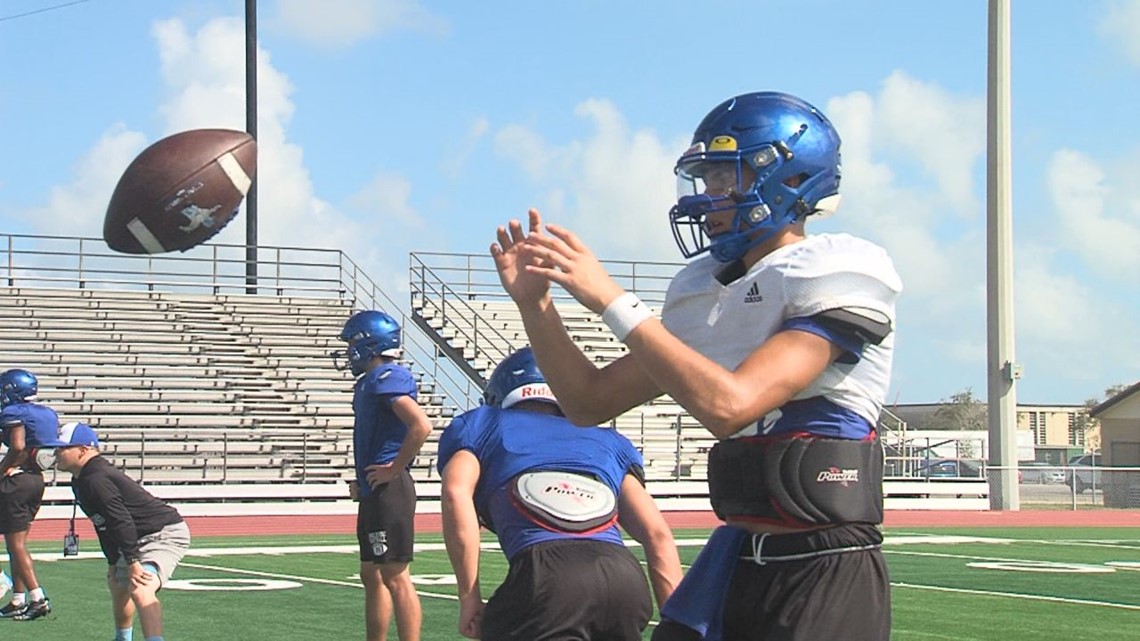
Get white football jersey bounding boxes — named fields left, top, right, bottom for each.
left=661, top=233, right=902, bottom=435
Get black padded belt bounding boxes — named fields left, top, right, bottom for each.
left=708, top=433, right=884, bottom=528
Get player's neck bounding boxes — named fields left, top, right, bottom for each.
left=740, top=225, right=807, bottom=270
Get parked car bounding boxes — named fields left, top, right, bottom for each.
left=1065, top=453, right=1102, bottom=493
left=916, top=459, right=984, bottom=479
left=1020, top=462, right=1066, bottom=485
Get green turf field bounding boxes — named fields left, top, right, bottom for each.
left=6, top=526, right=1137, bottom=640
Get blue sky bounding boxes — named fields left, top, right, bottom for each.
left=1, top=0, right=1138, bottom=406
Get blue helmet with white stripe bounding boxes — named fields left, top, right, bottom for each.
left=482, top=347, right=559, bottom=410
left=0, top=369, right=38, bottom=408
left=332, top=310, right=402, bottom=376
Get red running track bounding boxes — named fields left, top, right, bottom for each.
left=28, top=509, right=1140, bottom=542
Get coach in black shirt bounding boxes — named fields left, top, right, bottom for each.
left=49, top=423, right=190, bottom=641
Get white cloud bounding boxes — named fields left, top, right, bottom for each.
left=22, top=124, right=147, bottom=238
left=1012, top=242, right=1139, bottom=387
left=1047, top=149, right=1140, bottom=280
left=348, top=171, right=423, bottom=228
left=1099, top=0, right=1140, bottom=66
left=443, top=117, right=490, bottom=178
left=274, top=0, right=449, bottom=48
left=493, top=98, right=684, bottom=261
left=827, top=75, right=985, bottom=309
left=876, top=71, right=985, bottom=214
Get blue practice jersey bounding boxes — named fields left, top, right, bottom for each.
left=1, top=402, right=60, bottom=450
left=353, top=362, right=418, bottom=497
left=437, top=404, right=644, bottom=559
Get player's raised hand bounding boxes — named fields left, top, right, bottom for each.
left=522, top=222, right=625, bottom=315
left=491, top=208, right=552, bottom=306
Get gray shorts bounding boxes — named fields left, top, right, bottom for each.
left=112, top=521, right=191, bottom=587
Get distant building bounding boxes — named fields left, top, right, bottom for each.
left=1090, top=382, right=1140, bottom=467
left=888, top=402, right=1091, bottom=464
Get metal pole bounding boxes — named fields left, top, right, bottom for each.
left=987, top=0, right=1020, bottom=510
left=245, top=0, right=259, bottom=294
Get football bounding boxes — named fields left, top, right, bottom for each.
left=103, top=128, right=257, bottom=254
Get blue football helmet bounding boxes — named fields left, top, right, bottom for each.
left=482, top=347, right=559, bottom=410
left=670, top=91, right=842, bottom=263
left=0, top=369, right=38, bottom=408
left=332, top=310, right=402, bottom=376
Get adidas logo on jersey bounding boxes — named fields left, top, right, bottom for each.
left=744, top=282, right=764, bottom=303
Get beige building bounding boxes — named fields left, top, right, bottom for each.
left=1090, top=382, right=1140, bottom=467
left=1016, top=404, right=1094, bottom=451
left=891, top=403, right=1091, bottom=464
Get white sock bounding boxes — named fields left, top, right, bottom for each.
left=29, top=587, right=46, bottom=601
left=11, top=592, right=26, bottom=606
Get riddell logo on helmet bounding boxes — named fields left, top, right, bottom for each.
left=520, top=385, right=552, bottom=398
left=817, top=467, right=858, bottom=486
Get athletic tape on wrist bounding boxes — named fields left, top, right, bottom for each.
left=601, top=292, right=654, bottom=342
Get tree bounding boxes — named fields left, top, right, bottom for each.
left=929, top=388, right=987, bottom=459
left=930, top=388, right=988, bottom=431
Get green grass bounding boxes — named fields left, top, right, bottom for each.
left=8, top=526, right=1138, bottom=640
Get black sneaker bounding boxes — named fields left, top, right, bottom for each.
left=0, top=601, right=28, bottom=618
left=12, top=598, right=50, bottom=621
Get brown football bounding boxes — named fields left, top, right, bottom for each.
left=103, top=128, right=257, bottom=254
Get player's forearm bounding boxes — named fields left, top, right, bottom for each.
left=516, top=298, right=599, bottom=400
left=441, top=490, right=482, bottom=601
left=643, top=531, right=683, bottom=607
left=389, top=420, right=432, bottom=472
left=618, top=480, right=682, bottom=608
left=518, top=300, right=658, bottom=425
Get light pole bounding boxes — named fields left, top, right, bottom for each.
left=245, top=0, right=258, bottom=294
left=986, top=0, right=1020, bottom=510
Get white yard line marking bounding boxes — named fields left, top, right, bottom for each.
left=178, top=561, right=458, bottom=601
left=892, top=582, right=1140, bottom=611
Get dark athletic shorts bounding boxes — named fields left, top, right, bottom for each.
left=356, top=468, right=416, bottom=564
left=0, top=472, right=44, bottom=534
left=653, top=523, right=890, bottom=641
left=482, top=538, right=653, bottom=641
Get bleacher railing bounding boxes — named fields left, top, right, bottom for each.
left=1, top=232, right=475, bottom=417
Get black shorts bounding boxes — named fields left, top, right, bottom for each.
left=0, top=472, right=45, bottom=534
left=729, top=523, right=889, bottom=641
left=482, top=539, right=652, bottom=641
left=356, top=468, right=416, bottom=564
left=654, top=523, right=890, bottom=641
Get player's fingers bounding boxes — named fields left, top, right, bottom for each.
left=527, top=208, right=544, bottom=236
left=544, top=223, right=589, bottom=253
left=508, top=219, right=526, bottom=244
left=521, top=244, right=570, bottom=272
left=495, top=225, right=512, bottom=250
left=524, top=229, right=577, bottom=260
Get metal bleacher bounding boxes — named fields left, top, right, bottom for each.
left=2, top=234, right=480, bottom=515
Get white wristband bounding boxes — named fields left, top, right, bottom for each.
left=602, top=293, right=654, bottom=342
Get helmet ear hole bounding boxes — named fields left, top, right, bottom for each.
left=783, top=173, right=809, bottom=188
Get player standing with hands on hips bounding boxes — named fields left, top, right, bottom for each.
left=333, top=310, right=433, bottom=641
left=492, top=92, right=901, bottom=640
